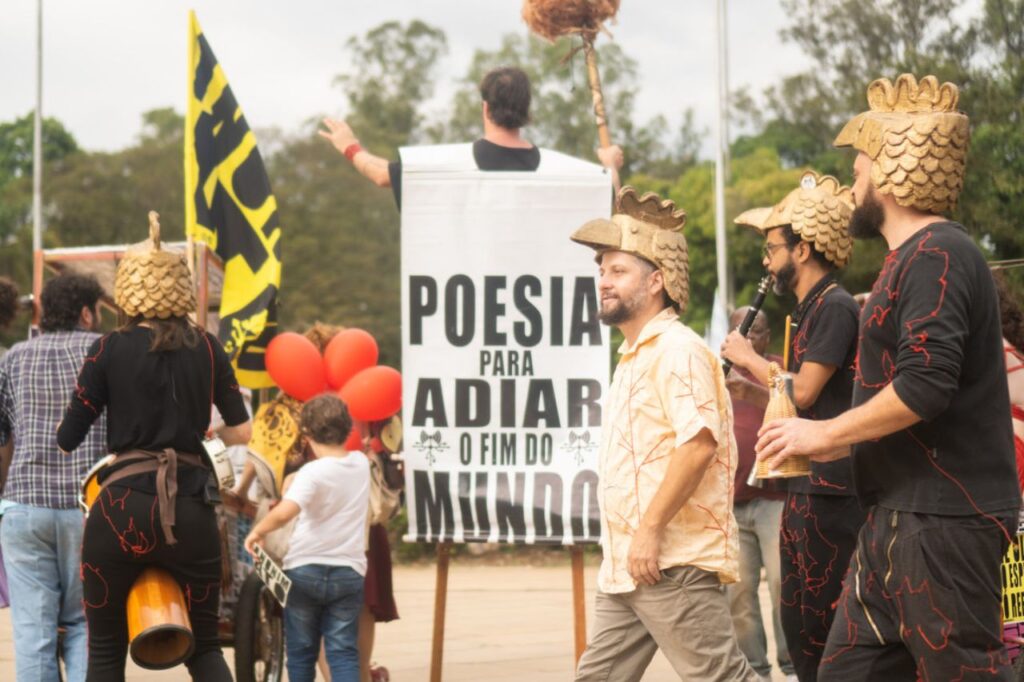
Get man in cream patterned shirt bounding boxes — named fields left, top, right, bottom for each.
left=571, top=188, right=756, bottom=681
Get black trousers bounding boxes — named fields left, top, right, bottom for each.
left=819, top=506, right=1015, bottom=681
left=81, top=485, right=231, bottom=682
left=780, top=493, right=864, bottom=682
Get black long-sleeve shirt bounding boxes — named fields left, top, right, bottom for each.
left=852, top=222, right=1020, bottom=515
left=58, top=326, right=248, bottom=494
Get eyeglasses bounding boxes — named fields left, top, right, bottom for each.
left=761, top=242, right=789, bottom=259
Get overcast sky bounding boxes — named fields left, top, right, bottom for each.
left=0, top=1, right=807, bottom=153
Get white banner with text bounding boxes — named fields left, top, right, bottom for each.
left=400, top=144, right=611, bottom=545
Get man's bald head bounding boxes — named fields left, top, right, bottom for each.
left=730, top=306, right=770, bottom=357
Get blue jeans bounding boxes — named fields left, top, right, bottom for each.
left=0, top=504, right=87, bottom=682
left=284, top=563, right=364, bottom=682
left=726, top=497, right=793, bottom=677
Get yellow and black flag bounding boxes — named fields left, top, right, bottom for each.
left=185, top=11, right=280, bottom=388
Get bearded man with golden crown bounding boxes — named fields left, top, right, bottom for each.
left=570, top=188, right=759, bottom=681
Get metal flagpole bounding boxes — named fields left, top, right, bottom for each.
left=713, top=0, right=733, bottom=310
left=32, top=0, right=43, bottom=254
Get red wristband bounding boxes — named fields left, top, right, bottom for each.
left=343, top=143, right=363, bottom=161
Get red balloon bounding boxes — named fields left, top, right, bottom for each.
left=339, top=366, right=402, bottom=422
left=344, top=423, right=363, bottom=452
left=266, top=332, right=327, bottom=402
left=324, top=328, right=379, bottom=389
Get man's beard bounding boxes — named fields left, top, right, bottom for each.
left=849, top=187, right=886, bottom=240
left=771, top=260, right=796, bottom=296
left=599, top=283, right=648, bottom=326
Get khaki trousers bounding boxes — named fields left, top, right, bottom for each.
left=575, top=565, right=759, bottom=682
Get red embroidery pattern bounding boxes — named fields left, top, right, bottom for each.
left=73, top=335, right=109, bottom=415
left=81, top=562, right=109, bottom=609
left=99, top=486, right=159, bottom=557
left=781, top=495, right=844, bottom=653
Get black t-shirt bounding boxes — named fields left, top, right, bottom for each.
left=57, top=326, right=248, bottom=495
left=852, top=222, right=1020, bottom=515
left=387, top=139, right=541, bottom=210
left=786, top=275, right=860, bottom=496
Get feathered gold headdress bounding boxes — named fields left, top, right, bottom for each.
left=834, top=74, right=969, bottom=214
left=571, top=186, right=690, bottom=312
left=736, top=171, right=854, bottom=268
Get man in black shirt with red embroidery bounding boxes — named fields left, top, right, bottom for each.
left=722, top=171, right=861, bottom=682
left=319, top=66, right=623, bottom=209
left=758, top=74, right=1020, bottom=680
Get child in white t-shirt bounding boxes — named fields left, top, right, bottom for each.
left=245, top=394, right=369, bottom=682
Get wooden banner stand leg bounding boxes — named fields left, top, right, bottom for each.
left=571, top=547, right=587, bottom=667
left=430, top=542, right=453, bottom=682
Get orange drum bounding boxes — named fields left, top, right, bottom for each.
left=79, top=457, right=196, bottom=670
left=126, top=567, right=194, bottom=669
left=79, top=454, right=116, bottom=513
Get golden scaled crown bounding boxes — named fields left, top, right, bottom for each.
left=834, top=74, right=969, bottom=214
left=571, top=186, right=690, bottom=313
left=114, top=211, right=196, bottom=319
left=737, top=172, right=854, bottom=268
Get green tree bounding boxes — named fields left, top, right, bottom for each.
left=43, top=108, right=186, bottom=247
left=0, top=112, right=79, bottom=250
left=0, top=113, right=79, bottom=330
left=0, top=112, right=78, bottom=185
left=336, top=20, right=448, bottom=153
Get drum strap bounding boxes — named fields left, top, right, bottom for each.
left=96, top=449, right=208, bottom=546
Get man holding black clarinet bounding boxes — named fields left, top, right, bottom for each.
left=721, top=172, right=861, bottom=682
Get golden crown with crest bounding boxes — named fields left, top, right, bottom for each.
left=834, top=74, right=969, bottom=214
left=735, top=171, right=854, bottom=268
left=571, top=186, right=690, bottom=313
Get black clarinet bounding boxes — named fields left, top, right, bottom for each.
left=722, top=274, right=773, bottom=376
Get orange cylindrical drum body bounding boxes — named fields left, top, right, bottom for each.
left=125, top=567, right=195, bottom=669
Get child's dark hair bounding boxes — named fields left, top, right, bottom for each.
left=300, top=394, right=353, bottom=446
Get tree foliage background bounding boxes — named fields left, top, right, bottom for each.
left=1, top=0, right=1022, bottom=358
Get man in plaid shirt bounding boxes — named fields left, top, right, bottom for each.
left=0, top=273, right=107, bottom=682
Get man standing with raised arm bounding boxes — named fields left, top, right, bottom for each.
left=320, top=66, right=623, bottom=208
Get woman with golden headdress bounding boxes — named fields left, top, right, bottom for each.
left=57, top=213, right=252, bottom=681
